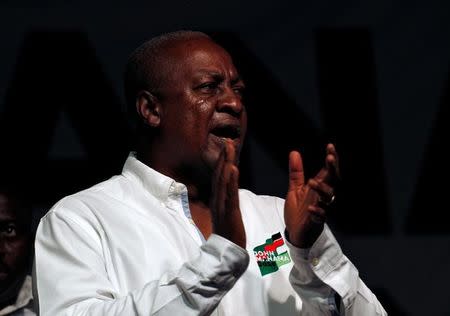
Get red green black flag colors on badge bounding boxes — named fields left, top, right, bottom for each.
left=253, top=232, right=291, bottom=276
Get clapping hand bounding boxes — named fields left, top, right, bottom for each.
left=211, top=140, right=246, bottom=248
left=284, top=144, right=340, bottom=248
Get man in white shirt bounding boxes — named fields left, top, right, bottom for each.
left=33, top=30, right=387, bottom=315
left=0, top=186, right=35, bottom=316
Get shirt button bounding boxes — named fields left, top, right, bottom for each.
left=311, top=258, right=320, bottom=267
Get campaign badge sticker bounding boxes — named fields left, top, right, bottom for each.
left=253, top=232, right=291, bottom=276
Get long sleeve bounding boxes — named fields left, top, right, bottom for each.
left=286, top=225, right=387, bottom=316
left=33, top=210, right=249, bottom=316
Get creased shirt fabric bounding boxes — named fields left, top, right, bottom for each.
left=33, top=154, right=387, bottom=315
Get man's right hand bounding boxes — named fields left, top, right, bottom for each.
left=210, top=140, right=246, bottom=249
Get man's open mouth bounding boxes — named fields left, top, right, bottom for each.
left=210, top=124, right=241, bottom=140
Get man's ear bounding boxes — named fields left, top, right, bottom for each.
left=136, top=90, right=162, bottom=127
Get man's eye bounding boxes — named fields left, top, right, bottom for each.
left=233, top=86, right=245, bottom=96
left=197, top=82, right=218, bottom=92
left=1, top=224, right=17, bottom=237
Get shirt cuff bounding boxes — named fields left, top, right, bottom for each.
left=286, top=225, right=356, bottom=311
left=194, top=234, right=250, bottom=286
left=285, top=224, right=344, bottom=280
left=157, top=234, right=250, bottom=313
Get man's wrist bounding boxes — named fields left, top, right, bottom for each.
left=286, top=224, right=325, bottom=249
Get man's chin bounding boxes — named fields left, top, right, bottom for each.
left=206, top=137, right=242, bottom=165
left=209, top=134, right=241, bottom=153
left=202, top=150, right=241, bottom=175
left=201, top=151, right=221, bottom=172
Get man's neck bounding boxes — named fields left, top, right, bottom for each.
left=136, top=147, right=212, bottom=205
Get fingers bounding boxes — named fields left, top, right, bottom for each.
left=306, top=144, right=339, bottom=208
left=284, top=145, right=338, bottom=249
left=213, top=140, right=239, bottom=216
left=226, top=140, right=236, bottom=164
left=211, top=140, right=245, bottom=248
left=214, top=143, right=226, bottom=184
left=307, top=205, right=326, bottom=224
left=326, top=143, right=340, bottom=180
left=214, top=140, right=235, bottom=187
left=314, top=143, right=340, bottom=184
left=227, top=165, right=240, bottom=212
left=288, top=151, right=305, bottom=191
left=213, top=143, right=226, bottom=210
left=309, top=178, right=335, bottom=205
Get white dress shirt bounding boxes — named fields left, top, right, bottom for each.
left=33, top=154, right=387, bottom=315
left=0, top=275, right=35, bottom=316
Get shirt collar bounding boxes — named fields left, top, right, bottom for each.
left=121, top=152, right=187, bottom=202
left=0, top=275, right=33, bottom=315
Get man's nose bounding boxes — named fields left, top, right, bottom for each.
left=217, top=86, right=244, bottom=115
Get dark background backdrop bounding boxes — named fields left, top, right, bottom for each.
left=1, top=1, right=449, bottom=315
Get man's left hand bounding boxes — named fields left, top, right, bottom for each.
left=284, top=143, right=340, bottom=248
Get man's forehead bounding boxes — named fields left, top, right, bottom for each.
left=143, top=35, right=239, bottom=90
left=194, top=69, right=243, bottom=82
left=174, top=44, right=239, bottom=76
left=169, top=37, right=232, bottom=63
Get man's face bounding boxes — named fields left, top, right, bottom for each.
left=0, top=194, right=30, bottom=292
left=156, top=38, right=247, bottom=172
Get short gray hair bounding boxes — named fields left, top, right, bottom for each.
left=123, top=30, right=210, bottom=114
